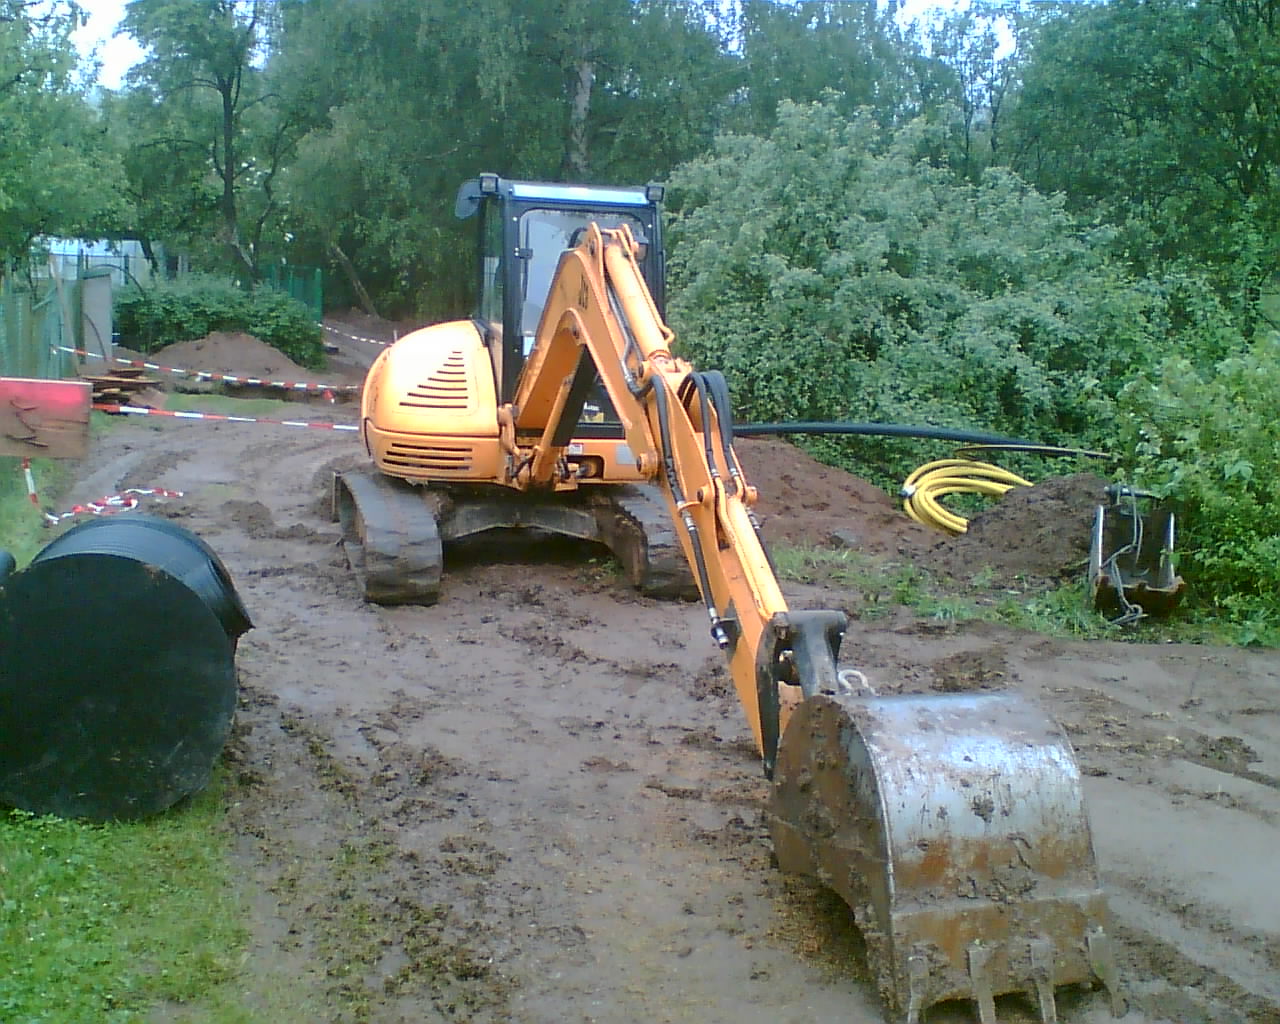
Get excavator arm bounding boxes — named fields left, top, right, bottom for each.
left=505, top=223, right=842, bottom=764
left=501, top=223, right=1123, bottom=1024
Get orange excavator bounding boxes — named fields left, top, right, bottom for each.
left=334, top=174, right=1123, bottom=1023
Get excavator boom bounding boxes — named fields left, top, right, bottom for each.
left=506, top=222, right=1120, bottom=1023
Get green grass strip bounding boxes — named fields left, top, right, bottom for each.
left=0, top=785, right=247, bottom=1023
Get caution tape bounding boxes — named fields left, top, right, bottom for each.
left=19, top=457, right=183, bottom=525
left=55, top=346, right=360, bottom=395
left=21, top=457, right=39, bottom=508
left=44, top=487, right=185, bottom=525
left=93, top=402, right=360, bottom=432
left=322, top=323, right=392, bottom=347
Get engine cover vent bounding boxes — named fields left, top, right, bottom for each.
left=384, top=442, right=474, bottom=474
left=400, top=350, right=471, bottom=410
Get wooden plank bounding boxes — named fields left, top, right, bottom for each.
left=0, top=378, right=92, bottom=459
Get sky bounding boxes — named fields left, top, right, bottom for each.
left=73, top=0, right=144, bottom=90
left=73, top=0, right=962, bottom=92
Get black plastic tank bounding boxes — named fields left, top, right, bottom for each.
left=0, top=516, right=253, bottom=821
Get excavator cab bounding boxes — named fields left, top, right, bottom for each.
left=455, top=173, right=666, bottom=431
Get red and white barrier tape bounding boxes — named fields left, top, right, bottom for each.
left=55, top=346, right=359, bottom=395
left=19, top=457, right=183, bottom=525
left=93, top=402, right=360, bottom=432
left=21, top=457, right=39, bottom=508
left=322, top=323, right=392, bottom=347
left=44, top=487, right=185, bottom=525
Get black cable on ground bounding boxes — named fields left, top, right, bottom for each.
left=732, top=421, right=1037, bottom=447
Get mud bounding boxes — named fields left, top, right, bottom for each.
left=52, top=321, right=1279, bottom=1023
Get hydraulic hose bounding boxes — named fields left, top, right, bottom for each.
left=900, top=459, right=1033, bottom=536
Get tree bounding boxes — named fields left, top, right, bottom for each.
left=121, top=0, right=298, bottom=280
left=0, top=0, right=128, bottom=263
left=273, top=0, right=730, bottom=317
left=726, top=0, right=920, bottom=135
left=906, top=1, right=1031, bottom=179
left=1008, top=0, right=1280, bottom=324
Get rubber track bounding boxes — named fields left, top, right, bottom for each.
left=332, top=469, right=443, bottom=605
left=595, top=484, right=698, bottom=600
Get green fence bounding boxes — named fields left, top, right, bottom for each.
left=264, top=265, right=323, bottom=321
left=0, top=273, right=75, bottom=380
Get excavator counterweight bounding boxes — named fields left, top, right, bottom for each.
left=334, top=174, right=1121, bottom=1023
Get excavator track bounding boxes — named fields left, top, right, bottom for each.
left=332, top=469, right=444, bottom=605
left=590, top=483, right=696, bottom=600
left=333, top=469, right=694, bottom=605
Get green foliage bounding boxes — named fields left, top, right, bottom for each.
left=667, top=100, right=1167, bottom=484
left=0, top=787, right=246, bottom=1021
left=1008, top=0, right=1280, bottom=313
left=0, top=1, right=130, bottom=262
left=272, top=0, right=736, bottom=317
left=120, top=0, right=298, bottom=281
left=115, top=275, right=324, bottom=368
left=729, top=0, right=917, bottom=134
left=1113, top=332, right=1280, bottom=637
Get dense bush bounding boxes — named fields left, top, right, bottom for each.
left=665, top=98, right=1279, bottom=633
left=115, top=275, right=325, bottom=369
left=1113, top=332, right=1280, bottom=642
left=665, top=101, right=1189, bottom=483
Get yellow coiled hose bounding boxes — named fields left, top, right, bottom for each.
left=900, top=459, right=1033, bottom=535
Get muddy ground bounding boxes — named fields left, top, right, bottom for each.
left=59, top=321, right=1280, bottom=1023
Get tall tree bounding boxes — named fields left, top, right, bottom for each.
left=121, top=0, right=297, bottom=280
left=907, top=1, right=1031, bottom=179
left=727, top=0, right=919, bottom=134
left=274, top=0, right=730, bottom=317
left=1008, top=0, right=1280, bottom=321
left=0, top=0, right=128, bottom=262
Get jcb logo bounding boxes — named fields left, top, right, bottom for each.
left=577, top=280, right=589, bottom=310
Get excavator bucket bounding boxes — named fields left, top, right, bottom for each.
left=768, top=690, right=1121, bottom=1024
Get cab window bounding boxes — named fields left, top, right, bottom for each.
left=517, top=208, right=644, bottom=351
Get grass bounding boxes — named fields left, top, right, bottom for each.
left=773, top=540, right=1263, bottom=644
left=0, top=783, right=248, bottom=1023
left=0, top=457, right=274, bottom=1022
left=164, top=393, right=312, bottom=417
left=0, top=456, right=75, bottom=568
left=771, top=542, right=1137, bottom=640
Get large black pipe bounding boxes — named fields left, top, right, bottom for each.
left=732, top=421, right=1037, bottom=446
left=0, top=516, right=252, bottom=821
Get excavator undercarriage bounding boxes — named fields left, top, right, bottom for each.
left=333, top=174, right=1123, bottom=1023
left=332, top=470, right=693, bottom=604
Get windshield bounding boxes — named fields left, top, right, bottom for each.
left=518, top=207, right=645, bottom=347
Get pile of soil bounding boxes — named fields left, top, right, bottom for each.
left=150, top=331, right=317, bottom=381
left=734, top=437, right=936, bottom=559
left=735, top=436, right=1108, bottom=586
left=929, top=472, right=1109, bottom=586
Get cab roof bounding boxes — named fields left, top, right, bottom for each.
left=455, top=174, right=658, bottom=219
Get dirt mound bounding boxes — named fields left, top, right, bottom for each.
left=928, top=472, right=1110, bottom=585
left=152, top=331, right=314, bottom=381
left=735, top=439, right=1109, bottom=585
left=734, top=437, right=936, bottom=558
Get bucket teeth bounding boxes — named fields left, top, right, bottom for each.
left=967, top=943, right=999, bottom=1024
left=1087, top=927, right=1127, bottom=1017
left=1028, top=937, right=1059, bottom=1024
left=904, top=953, right=929, bottom=1024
